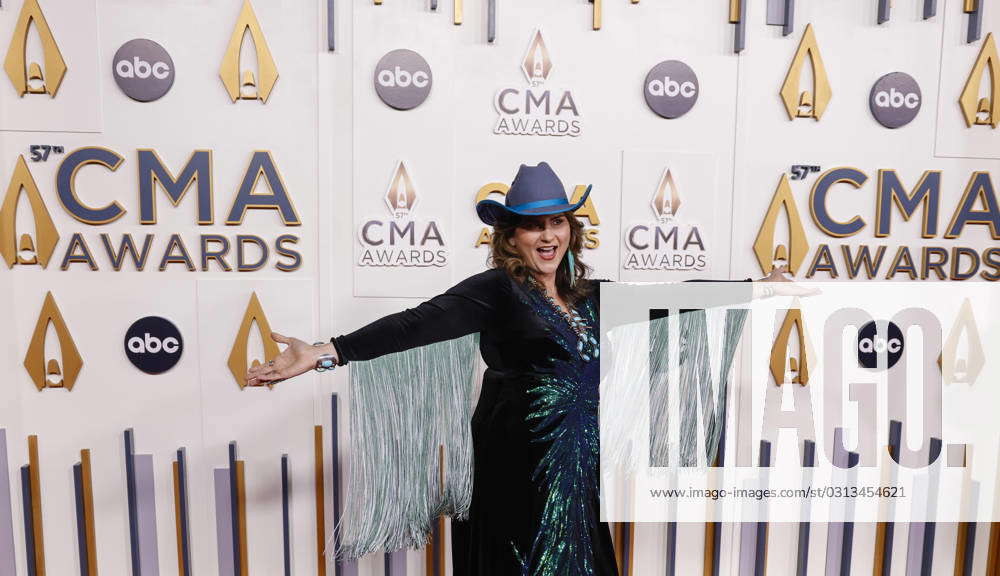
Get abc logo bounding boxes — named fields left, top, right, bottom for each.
left=116, top=57, right=170, bottom=80
left=124, top=316, right=183, bottom=374
left=112, top=39, right=174, bottom=102
left=377, top=66, right=430, bottom=89
left=374, top=49, right=433, bottom=111
left=643, top=60, right=699, bottom=119
left=869, top=72, right=921, bottom=129
left=647, top=77, right=697, bottom=98
left=857, top=321, right=904, bottom=370
left=873, top=88, right=919, bottom=109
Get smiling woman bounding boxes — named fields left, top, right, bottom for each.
left=244, top=162, right=800, bottom=575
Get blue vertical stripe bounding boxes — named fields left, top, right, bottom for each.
left=124, top=429, right=141, bottom=576
left=177, top=448, right=191, bottom=576
left=228, top=442, right=241, bottom=576
left=73, top=463, right=89, bottom=576
left=21, top=465, right=36, bottom=576
left=282, top=455, right=291, bottom=576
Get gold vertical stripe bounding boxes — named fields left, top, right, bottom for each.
left=236, top=461, right=248, bottom=576
left=873, top=522, right=887, bottom=575
left=988, top=523, right=1000, bottom=575
left=729, top=0, right=741, bottom=23
left=453, top=0, right=463, bottom=24
left=173, top=461, right=184, bottom=576
left=81, top=449, right=98, bottom=576
left=425, top=535, right=435, bottom=575
left=315, top=426, right=327, bottom=576
left=703, top=522, right=715, bottom=576
left=965, top=0, right=978, bottom=13
left=374, top=0, right=383, bottom=4
left=28, top=435, right=45, bottom=576
left=593, top=0, right=602, bottom=30
left=954, top=522, right=971, bottom=576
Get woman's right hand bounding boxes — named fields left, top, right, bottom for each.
left=245, top=332, right=335, bottom=386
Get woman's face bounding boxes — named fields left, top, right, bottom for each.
left=509, top=213, right=571, bottom=279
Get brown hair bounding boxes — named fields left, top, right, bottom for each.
left=489, top=212, right=593, bottom=306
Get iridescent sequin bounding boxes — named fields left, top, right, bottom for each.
left=513, top=282, right=601, bottom=576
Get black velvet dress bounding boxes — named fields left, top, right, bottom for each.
left=333, top=267, right=617, bottom=576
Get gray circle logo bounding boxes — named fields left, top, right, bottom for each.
left=869, top=72, right=921, bottom=129
left=643, top=60, right=699, bottom=119
left=124, top=316, right=183, bottom=374
left=113, top=39, right=174, bottom=102
left=374, top=49, right=432, bottom=111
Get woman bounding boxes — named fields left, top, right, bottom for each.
left=246, top=162, right=798, bottom=575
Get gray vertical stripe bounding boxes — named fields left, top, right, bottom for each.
left=966, top=3, right=983, bottom=43
left=923, top=0, right=937, bottom=19
left=795, top=440, right=815, bottom=576
left=824, top=429, right=848, bottom=576
left=135, top=455, right=160, bottom=576
left=214, top=469, right=235, bottom=576
left=782, top=0, right=795, bottom=36
left=0, top=430, right=15, bottom=576
left=737, top=522, right=756, bottom=575
left=766, top=0, right=785, bottom=25
left=877, top=0, right=891, bottom=24
left=487, top=0, right=496, bottom=43
left=327, top=0, right=336, bottom=51
left=733, top=0, right=747, bottom=53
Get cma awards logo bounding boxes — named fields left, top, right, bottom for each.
left=780, top=24, right=832, bottom=121
left=960, top=32, right=999, bottom=129
left=228, top=292, right=280, bottom=389
left=24, top=292, right=83, bottom=391
left=494, top=29, right=582, bottom=137
left=753, top=168, right=1000, bottom=281
left=3, top=0, right=66, bottom=97
left=0, top=150, right=303, bottom=272
left=219, top=0, right=279, bottom=103
left=769, top=307, right=813, bottom=386
left=939, top=298, right=985, bottom=385
left=622, top=168, right=707, bottom=271
left=357, top=161, right=448, bottom=267
left=474, top=181, right=600, bottom=248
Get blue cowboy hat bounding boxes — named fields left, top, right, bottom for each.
left=476, top=162, right=592, bottom=226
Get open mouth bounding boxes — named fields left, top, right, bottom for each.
left=537, top=245, right=557, bottom=261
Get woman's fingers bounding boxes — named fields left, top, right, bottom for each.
left=271, top=331, right=291, bottom=345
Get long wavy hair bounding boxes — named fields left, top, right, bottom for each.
left=489, top=212, right=593, bottom=306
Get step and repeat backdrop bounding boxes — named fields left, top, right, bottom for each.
left=0, top=0, right=998, bottom=575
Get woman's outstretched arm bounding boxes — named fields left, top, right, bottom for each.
left=332, top=267, right=508, bottom=364
left=245, top=268, right=508, bottom=386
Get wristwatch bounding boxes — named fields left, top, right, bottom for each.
left=312, top=341, right=338, bottom=372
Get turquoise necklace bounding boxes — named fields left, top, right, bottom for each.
left=527, top=276, right=600, bottom=361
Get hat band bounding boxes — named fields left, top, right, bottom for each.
left=508, top=197, right=570, bottom=211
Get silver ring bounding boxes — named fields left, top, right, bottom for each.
left=267, top=360, right=274, bottom=367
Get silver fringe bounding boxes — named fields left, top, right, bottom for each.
left=605, top=308, right=747, bottom=472
left=331, top=333, right=480, bottom=561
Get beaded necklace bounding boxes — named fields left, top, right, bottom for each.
left=527, top=275, right=600, bottom=361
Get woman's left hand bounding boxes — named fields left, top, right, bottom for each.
left=245, top=332, right=321, bottom=386
left=755, top=265, right=821, bottom=297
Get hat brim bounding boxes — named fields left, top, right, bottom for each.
left=476, top=184, right=592, bottom=226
